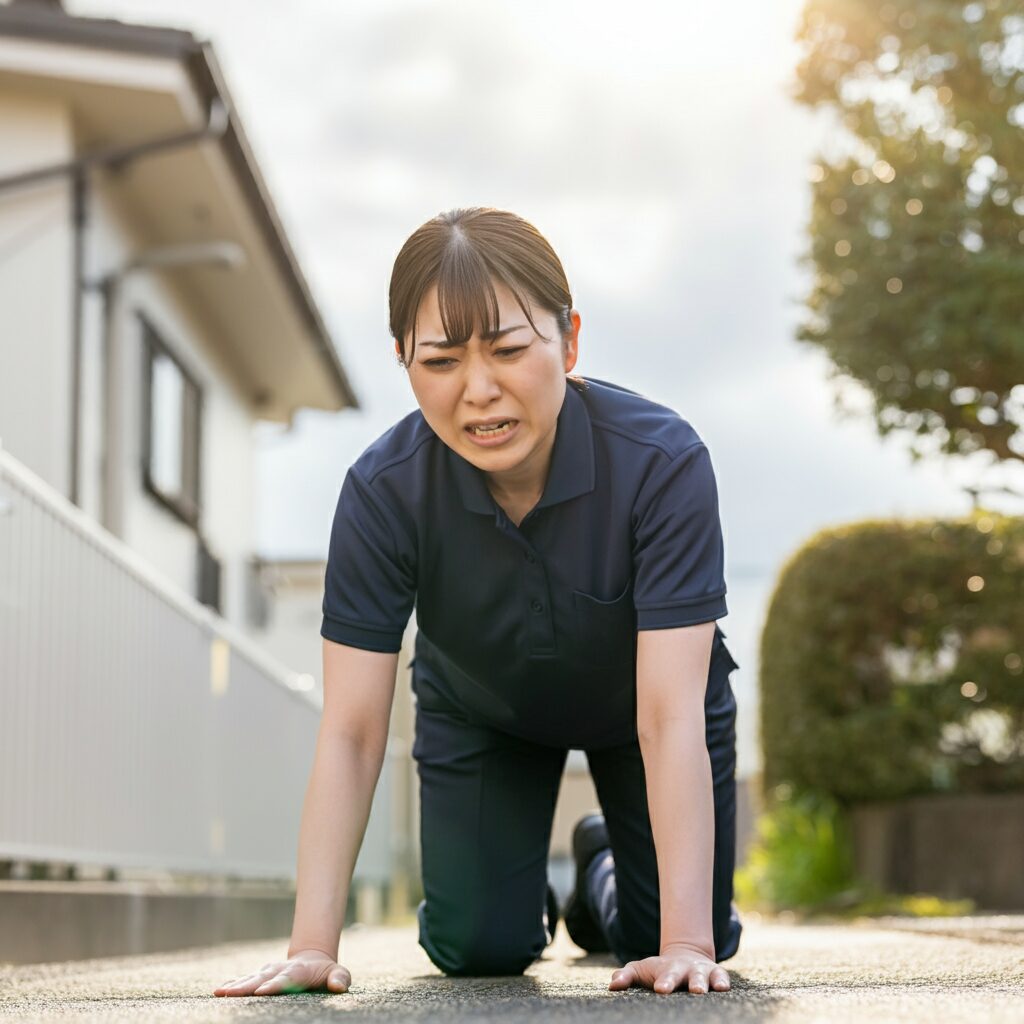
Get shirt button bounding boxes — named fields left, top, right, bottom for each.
left=525, top=552, right=536, bottom=563
left=530, top=599, right=543, bottom=613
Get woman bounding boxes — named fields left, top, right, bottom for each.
left=214, top=207, right=742, bottom=999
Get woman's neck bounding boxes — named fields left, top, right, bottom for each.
left=485, top=422, right=556, bottom=510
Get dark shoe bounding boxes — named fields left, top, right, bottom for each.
left=544, top=881, right=559, bottom=945
left=563, top=812, right=611, bottom=952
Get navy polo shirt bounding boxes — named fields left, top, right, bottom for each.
left=321, top=376, right=730, bottom=749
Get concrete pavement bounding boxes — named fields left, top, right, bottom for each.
left=1, top=913, right=1023, bottom=1022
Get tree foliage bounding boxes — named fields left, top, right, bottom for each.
left=793, top=1, right=1024, bottom=478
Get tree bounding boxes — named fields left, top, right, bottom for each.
left=792, top=0, right=1024, bottom=493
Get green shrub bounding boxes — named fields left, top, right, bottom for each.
left=736, top=786, right=855, bottom=910
left=760, top=510, right=1024, bottom=803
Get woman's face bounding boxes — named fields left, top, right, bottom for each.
left=398, top=279, right=580, bottom=492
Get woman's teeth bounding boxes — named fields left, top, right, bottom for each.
left=469, top=420, right=514, bottom=436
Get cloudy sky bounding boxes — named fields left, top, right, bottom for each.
left=70, top=0, right=1009, bottom=769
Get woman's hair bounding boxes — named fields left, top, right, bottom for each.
left=389, top=207, right=576, bottom=367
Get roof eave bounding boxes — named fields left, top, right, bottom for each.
left=0, top=3, right=360, bottom=413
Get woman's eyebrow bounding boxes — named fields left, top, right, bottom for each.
left=419, top=324, right=528, bottom=349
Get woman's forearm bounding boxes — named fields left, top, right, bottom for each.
left=287, top=728, right=387, bottom=959
left=639, top=718, right=716, bottom=958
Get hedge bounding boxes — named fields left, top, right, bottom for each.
left=760, top=510, right=1024, bottom=802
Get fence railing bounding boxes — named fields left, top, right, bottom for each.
left=0, top=443, right=393, bottom=882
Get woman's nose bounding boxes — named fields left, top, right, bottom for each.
left=461, top=354, right=501, bottom=404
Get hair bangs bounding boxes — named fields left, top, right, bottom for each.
left=391, top=207, right=575, bottom=364
left=435, top=241, right=501, bottom=349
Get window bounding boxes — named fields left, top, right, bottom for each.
left=141, top=317, right=202, bottom=527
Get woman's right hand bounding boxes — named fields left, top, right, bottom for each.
left=213, top=948, right=351, bottom=997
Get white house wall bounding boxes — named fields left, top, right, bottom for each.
left=125, top=280, right=254, bottom=622
left=1, top=87, right=257, bottom=629
left=87, top=179, right=256, bottom=622
left=0, top=92, right=74, bottom=495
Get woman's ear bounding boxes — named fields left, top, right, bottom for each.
left=563, top=310, right=581, bottom=373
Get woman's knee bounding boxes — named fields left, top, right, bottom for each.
left=422, top=936, right=536, bottom=977
left=417, top=899, right=539, bottom=976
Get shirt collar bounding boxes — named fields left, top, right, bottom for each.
left=450, top=380, right=596, bottom=517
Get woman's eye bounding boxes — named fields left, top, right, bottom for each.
left=421, top=347, right=525, bottom=368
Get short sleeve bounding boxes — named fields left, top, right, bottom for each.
left=632, top=442, right=728, bottom=630
left=321, top=466, right=417, bottom=652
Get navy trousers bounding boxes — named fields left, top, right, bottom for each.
left=411, top=634, right=742, bottom=976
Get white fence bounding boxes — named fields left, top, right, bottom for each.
left=0, top=445, right=393, bottom=882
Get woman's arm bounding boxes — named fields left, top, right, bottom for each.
left=607, top=622, right=730, bottom=996
left=287, top=640, right=399, bottom=958
left=636, top=621, right=716, bottom=955
left=215, top=640, right=397, bottom=996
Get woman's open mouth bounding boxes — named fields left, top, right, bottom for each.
left=464, top=419, right=520, bottom=446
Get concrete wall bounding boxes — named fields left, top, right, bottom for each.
left=0, top=881, right=304, bottom=965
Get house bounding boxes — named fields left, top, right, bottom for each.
left=0, top=0, right=414, bottom=961
left=0, top=0, right=357, bottom=621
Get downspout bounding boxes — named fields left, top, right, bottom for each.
left=69, top=168, right=85, bottom=505
left=0, top=99, right=229, bottom=508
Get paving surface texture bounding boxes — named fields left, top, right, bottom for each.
left=1, top=914, right=1023, bottom=1023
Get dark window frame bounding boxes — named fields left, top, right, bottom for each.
left=139, top=314, right=203, bottom=530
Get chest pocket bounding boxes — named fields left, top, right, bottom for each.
left=571, top=578, right=636, bottom=668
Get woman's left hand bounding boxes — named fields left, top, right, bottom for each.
left=608, top=943, right=730, bottom=995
